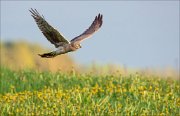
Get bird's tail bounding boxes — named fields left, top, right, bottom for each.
left=38, top=51, right=56, bottom=58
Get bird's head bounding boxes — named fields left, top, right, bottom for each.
left=76, top=44, right=82, bottom=49
left=72, top=43, right=82, bottom=49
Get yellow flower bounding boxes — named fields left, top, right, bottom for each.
left=16, top=108, right=20, bottom=113
left=149, top=86, right=152, bottom=90
left=122, top=88, right=127, bottom=92
left=138, top=86, right=145, bottom=91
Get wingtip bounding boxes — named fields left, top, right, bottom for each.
left=101, top=14, right=103, bottom=17
left=98, top=13, right=103, bottom=27
left=97, top=13, right=103, bottom=20
left=38, top=54, right=47, bottom=58
left=98, top=13, right=102, bottom=16
left=98, top=13, right=100, bottom=17
left=29, top=8, right=34, bottom=12
left=95, top=13, right=103, bottom=21
left=38, top=54, right=43, bottom=57
left=29, top=8, right=32, bottom=12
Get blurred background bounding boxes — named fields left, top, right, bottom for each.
left=0, top=1, right=179, bottom=77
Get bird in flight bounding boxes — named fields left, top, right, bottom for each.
left=29, top=8, right=103, bottom=58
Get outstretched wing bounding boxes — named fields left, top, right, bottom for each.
left=29, top=8, right=69, bottom=48
left=70, top=14, right=103, bottom=44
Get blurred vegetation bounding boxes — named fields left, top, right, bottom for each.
left=0, top=41, right=76, bottom=72
left=0, top=41, right=179, bottom=79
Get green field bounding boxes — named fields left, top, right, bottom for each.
left=0, top=67, right=179, bottom=115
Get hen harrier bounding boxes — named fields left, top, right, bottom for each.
left=29, top=8, right=103, bottom=58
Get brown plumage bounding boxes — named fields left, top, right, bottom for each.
left=29, top=8, right=103, bottom=58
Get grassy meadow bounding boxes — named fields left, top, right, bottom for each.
left=0, top=42, right=179, bottom=115
left=0, top=67, right=179, bottom=115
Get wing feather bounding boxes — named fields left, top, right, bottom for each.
left=70, top=14, right=103, bottom=43
left=29, top=8, right=69, bottom=48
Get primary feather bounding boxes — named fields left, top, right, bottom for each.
left=29, top=8, right=69, bottom=48
left=70, top=14, right=103, bottom=44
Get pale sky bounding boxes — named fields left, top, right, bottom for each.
left=1, top=1, right=179, bottom=69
